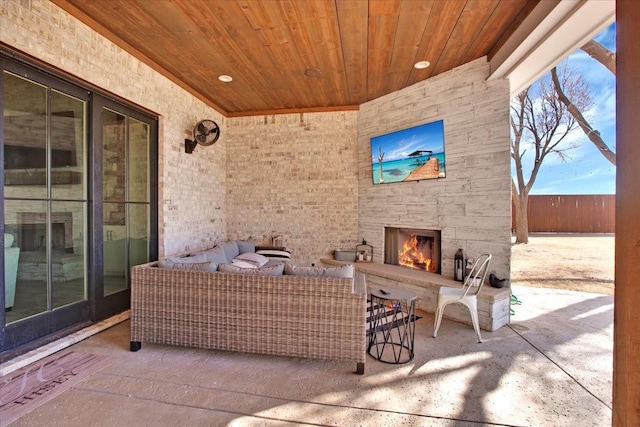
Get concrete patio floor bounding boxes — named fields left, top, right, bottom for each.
left=6, top=285, right=613, bottom=426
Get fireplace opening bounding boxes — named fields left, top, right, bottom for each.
left=18, top=212, right=74, bottom=253
left=385, top=227, right=441, bottom=274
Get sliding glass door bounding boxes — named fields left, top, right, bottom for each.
left=1, top=63, right=90, bottom=348
left=94, top=98, right=157, bottom=319
left=1, top=55, right=158, bottom=354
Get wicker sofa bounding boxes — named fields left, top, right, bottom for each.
left=130, top=261, right=368, bottom=374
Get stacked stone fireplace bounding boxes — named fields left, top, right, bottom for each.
left=384, top=227, right=441, bottom=274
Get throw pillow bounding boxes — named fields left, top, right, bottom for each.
left=200, top=246, right=228, bottom=264
left=256, top=249, right=291, bottom=260
left=218, top=263, right=284, bottom=276
left=236, top=237, right=255, bottom=254
left=284, top=264, right=354, bottom=278
left=231, top=259, right=258, bottom=269
left=4, top=233, right=15, bottom=248
left=159, top=259, right=218, bottom=272
left=233, top=252, right=269, bottom=268
left=219, top=240, right=240, bottom=262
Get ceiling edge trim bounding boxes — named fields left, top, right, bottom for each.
left=489, top=0, right=615, bottom=97
left=226, top=105, right=360, bottom=118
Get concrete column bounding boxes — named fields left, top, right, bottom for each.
left=614, top=1, right=640, bottom=424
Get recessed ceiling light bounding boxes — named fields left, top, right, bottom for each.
left=218, top=75, right=233, bottom=82
left=414, top=61, right=431, bottom=69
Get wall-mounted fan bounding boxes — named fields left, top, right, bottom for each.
left=185, top=119, right=220, bottom=153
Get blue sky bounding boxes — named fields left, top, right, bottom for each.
left=514, top=23, right=616, bottom=195
left=370, top=120, right=445, bottom=162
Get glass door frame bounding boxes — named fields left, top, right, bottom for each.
left=90, top=95, right=158, bottom=321
left=1, top=52, right=158, bottom=355
left=0, top=58, right=91, bottom=350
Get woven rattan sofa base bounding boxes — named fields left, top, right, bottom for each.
left=130, top=262, right=367, bottom=374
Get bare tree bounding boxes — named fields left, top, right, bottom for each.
left=511, top=65, right=592, bottom=243
left=552, top=39, right=616, bottom=166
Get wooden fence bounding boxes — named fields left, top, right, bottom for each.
left=512, top=195, right=615, bottom=233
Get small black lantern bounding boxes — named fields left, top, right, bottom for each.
left=454, top=248, right=465, bottom=282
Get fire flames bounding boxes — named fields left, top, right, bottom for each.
left=399, top=233, right=434, bottom=271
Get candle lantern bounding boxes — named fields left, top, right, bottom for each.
left=356, top=239, right=373, bottom=262
left=454, top=248, right=465, bottom=282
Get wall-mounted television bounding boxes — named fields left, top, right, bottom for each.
left=371, top=119, right=445, bottom=185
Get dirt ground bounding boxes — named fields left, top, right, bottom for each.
left=510, top=234, right=615, bottom=295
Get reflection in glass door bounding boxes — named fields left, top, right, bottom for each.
left=2, top=70, right=88, bottom=325
left=102, top=109, right=150, bottom=295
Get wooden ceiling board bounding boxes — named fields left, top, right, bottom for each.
left=191, top=0, right=293, bottom=112
left=366, top=0, right=402, bottom=100
left=286, top=0, right=348, bottom=107
left=49, top=0, right=539, bottom=117
left=462, top=0, right=523, bottom=61
left=232, top=1, right=334, bottom=110
left=335, top=0, right=369, bottom=105
left=385, top=0, right=435, bottom=95
left=431, top=0, right=501, bottom=76
left=417, top=0, right=467, bottom=77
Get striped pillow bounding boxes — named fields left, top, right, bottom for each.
left=256, top=249, right=291, bottom=261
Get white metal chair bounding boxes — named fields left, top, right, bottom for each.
left=433, top=253, right=492, bottom=342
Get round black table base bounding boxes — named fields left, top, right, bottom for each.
left=368, top=288, right=417, bottom=365
left=368, top=342, right=414, bottom=364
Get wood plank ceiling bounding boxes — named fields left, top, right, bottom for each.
left=51, top=0, right=538, bottom=117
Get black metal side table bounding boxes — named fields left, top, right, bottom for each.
left=368, top=287, right=417, bottom=364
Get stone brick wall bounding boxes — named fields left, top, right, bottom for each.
left=226, top=112, right=359, bottom=265
left=358, top=58, right=512, bottom=280
left=0, top=0, right=227, bottom=258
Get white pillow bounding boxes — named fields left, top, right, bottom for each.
left=4, top=233, right=15, bottom=248
left=233, top=252, right=269, bottom=268
left=231, top=259, right=258, bottom=269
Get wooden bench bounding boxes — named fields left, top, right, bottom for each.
left=321, top=258, right=511, bottom=332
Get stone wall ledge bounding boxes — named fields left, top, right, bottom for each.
left=321, top=257, right=511, bottom=332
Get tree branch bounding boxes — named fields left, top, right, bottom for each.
left=550, top=67, right=616, bottom=166
left=581, top=40, right=616, bottom=75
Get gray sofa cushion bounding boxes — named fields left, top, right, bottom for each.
left=200, top=246, right=228, bottom=264
left=237, top=237, right=255, bottom=254
left=159, top=259, right=218, bottom=272
left=284, top=264, right=354, bottom=278
left=165, top=254, right=207, bottom=264
left=220, top=240, right=240, bottom=262
left=218, top=263, right=284, bottom=276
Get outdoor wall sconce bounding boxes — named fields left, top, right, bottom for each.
left=185, top=119, right=220, bottom=153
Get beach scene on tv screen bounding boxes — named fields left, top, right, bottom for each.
left=371, top=120, right=446, bottom=185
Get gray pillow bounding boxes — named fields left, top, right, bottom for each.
left=218, top=263, right=284, bottom=276
left=164, top=254, right=207, bottom=264
left=284, top=264, right=354, bottom=278
left=219, top=240, right=240, bottom=262
left=200, top=246, right=228, bottom=264
left=159, top=259, right=218, bottom=272
left=237, top=237, right=255, bottom=254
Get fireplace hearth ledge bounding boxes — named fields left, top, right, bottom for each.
left=321, top=258, right=511, bottom=332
